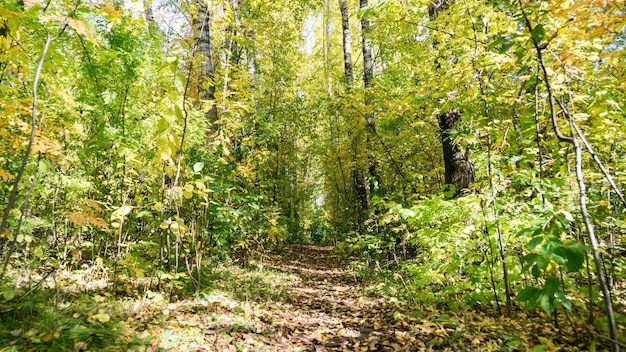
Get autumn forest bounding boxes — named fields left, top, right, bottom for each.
left=0, top=0, right=625, bottom=350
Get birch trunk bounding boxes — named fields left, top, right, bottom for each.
left=338, top=0, right=353, bottom=87
left=193, top=0, right=218, bottom=137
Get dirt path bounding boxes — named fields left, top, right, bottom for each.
left=257, top=245, right=422, bottom=351
left=129, top=244, right=598, bottom=351
left=139, top=245, right=451, bottom=351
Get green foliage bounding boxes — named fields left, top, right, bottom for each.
left=0, top=287, right=146, bottom=351
left=0, top=0, right=625, bottom=349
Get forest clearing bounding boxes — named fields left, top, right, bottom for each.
left=0, top=0, right=625, bottom=350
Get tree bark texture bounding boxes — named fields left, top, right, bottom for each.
left=359, top=0, right=373, bottom=93
left=338, top=0, right=353, bottom=87
left=428, top=0, right=451, bottom=21
left=193, top=0, right=218, bottom=133
left=438, top=109, right=474, bottom=197
left=429, top=0, right=474, bottom=197
left=143, top=0, right=154, bottom=23
left=359, top=0, right=380, bottom=196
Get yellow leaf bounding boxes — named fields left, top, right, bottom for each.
left=111, top=205, right=132, bottom=221
left=0, top=7, right=27, bottom=17
left=0, top=169, right=14, bottom=182
left=102, top=2, right=121, bottom=18
left=92, top=313, right=110, bottom=323
left=66, top=18, right=98, bottom=46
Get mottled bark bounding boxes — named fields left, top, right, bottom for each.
left=227, top=0, right=241, bottom=66
left=438, top=110, right=474, bottom=197
left=360, top=0, right=373, bottom=92
left=428, top=0, right=451, bottom=21
left=143, top=0, right=154, bottom=23
left=193, top=0, right=218, bottom=136
left=359, top=0, right=380, bottom=197
left=338, top=0, right=353, bottom=87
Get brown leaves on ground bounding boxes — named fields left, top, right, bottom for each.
left=124, top=245, right=599, bottom=351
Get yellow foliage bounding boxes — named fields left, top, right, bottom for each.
left=0, top=169, right=14, bottom=182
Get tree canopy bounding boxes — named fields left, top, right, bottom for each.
left=0, top=0, right=625, bottom=350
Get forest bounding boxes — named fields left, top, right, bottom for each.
left=0, top=0, right=625, bottom=350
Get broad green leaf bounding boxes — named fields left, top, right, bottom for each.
left=531, top=24, right=545, bottom=43
left=2, top=287, right=19, bottom=301
left=525, top=236, right=543, bottom=250
left=540, top=293, right=556, bottom=315
left=516, top=286, right=539, bottom=302
left=543, top=277, right=560, bottom=296
left=175, top=105, right=184, bottom=121
left=555, top=289, right=572, bottom=311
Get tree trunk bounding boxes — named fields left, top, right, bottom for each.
left=360, top=0, right=373, bottom=93
left=438, top=110, right=474, bottom=197
left=429, top=0, right=474, bottom=197
left=359, top=0, right=380, bottom=197
left=193, top=0, right=218, bottom=137
left=338, top=0, right=353, bottom=87
left=143, top=0, right=154, bottom=23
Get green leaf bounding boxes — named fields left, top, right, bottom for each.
left=521, top=253, right=538, bottom=269
left=531, top=265, right=541, bottom=278
left=175, top=105, right=184, bottom=121
left=540, top=293, right=556, bottom=315
left=517, top=226, right=536, bottom=238
left=555, top=288, right=572, bottom=310
left=525, top=236, right=544, bottom=250
left=488, top=37, right=503, bottom=51
left=561, top=248, right=585, bottom=272
left=499, top=41, right=515, bottom=54
left=516, top=287, right=539, bottom=302
left=543, top=277, right=560, bottom=296
left=397, top=208, right=416, bottom=219
left=2, top=287, right=19, bottom=301
left=531, top=24, right=545, bottom=43
left=356, top=6, right=373, bottom=19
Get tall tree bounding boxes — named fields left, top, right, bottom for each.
left=338, top=0, right=352, bottom=87
left=193, top=0, right=218, bottom=138
left=359, top=0, right=373, bottom=93
left=429, top=0, right=474, bottom=197
left=359, top=0, right=380, bottom=211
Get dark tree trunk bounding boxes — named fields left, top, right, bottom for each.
left=438, top=109, right=474, bottom=197
left=428, top=0, right=474, bottom=197
left=352, top=161, right=369, bottom=234
left=337, top=0, right=368, bottom=232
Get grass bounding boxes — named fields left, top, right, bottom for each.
left=0, top=289, right=145, bottom=351
left=0, top=257, right=298, bottom=351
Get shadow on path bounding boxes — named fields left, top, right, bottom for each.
left=257, top=245, right=426, bottom=352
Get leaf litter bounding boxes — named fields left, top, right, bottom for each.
left=120, top=245, right=608, bottom=351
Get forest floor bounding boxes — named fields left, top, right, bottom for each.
left=119, top=245, right=596, bottom=352
left=1, top=245, right=611, bottom=351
